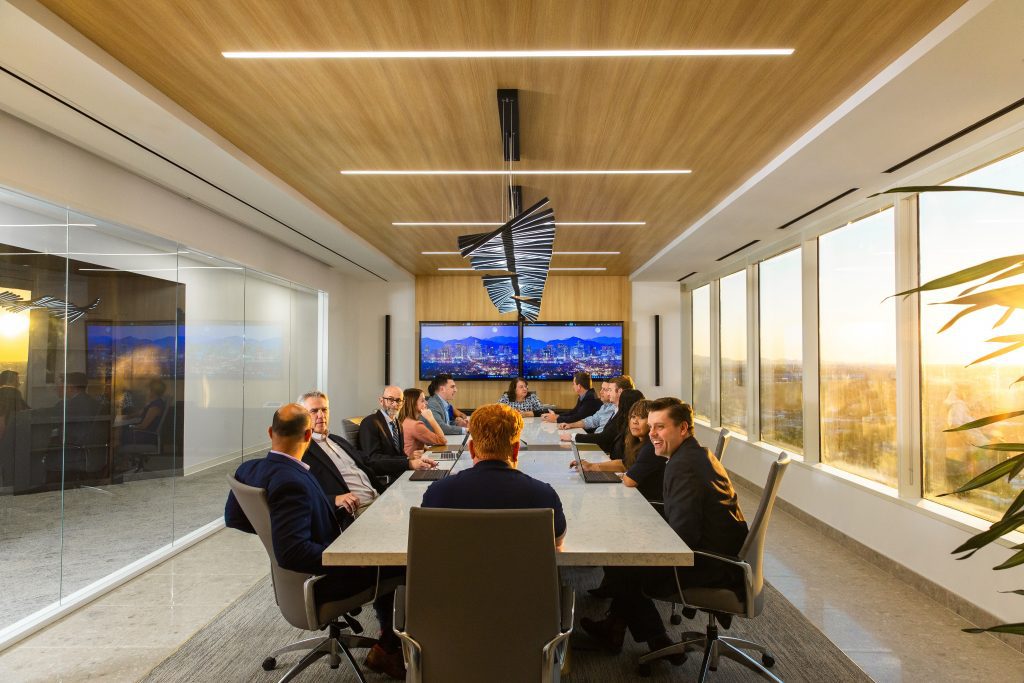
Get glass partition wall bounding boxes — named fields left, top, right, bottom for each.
left=0, top=187, right=322, bottom=634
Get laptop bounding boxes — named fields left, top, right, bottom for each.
left=571, top=441, right=622, bottom=483
left=410, top=438, right=468, bottom=481
left=429, top=432, right=469, bottom=460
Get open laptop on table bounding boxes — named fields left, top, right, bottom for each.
left=571, top=441, right=622, bottom=483
left=411, top=437, right=468, bottom=481
left=428, top=432, right=469, bottom=460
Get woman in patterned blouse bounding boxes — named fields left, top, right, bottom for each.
left=499, top=377, right=543, bottom=416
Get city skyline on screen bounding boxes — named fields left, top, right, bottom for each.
left=419, top=323, right=520, bottom=380
left=523, top=322, right=623, bottom=380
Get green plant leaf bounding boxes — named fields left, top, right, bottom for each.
left=993, top=548, right=1024, bottom=570
left=1009, top=457, right=1024, bottom=483
left=952, top=512, right=1024, bottom=556
left=967, top=341, right=1024, bottom=367
left=1000, top=589, right=1024, bottom=596
left=1013, top=375, right=1024, bottom=387
left=977, top=443, right=1024, bottom=451
left=938, top=304, right=984, bottom=333
left=961, top=264, right=1024, bottom=296
left=871, top=185, right=1024, bottom=198
left=890, top=255, right=1024, bottom=299
left=939, top=454, right=1024, bottom=495
left=963, top=623, right=1024, bottom=636
left=938, top=284, right=1024, bottom=309
left=1004, top=490, right=1024, bottom=521
left=987, top=334, right=1024, bottom=343
left=945, top=410, right=1024, bottom=432
left=992, top=307, right=1016, bottom=329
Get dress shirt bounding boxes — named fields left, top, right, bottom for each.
left=380, top=409, right=403, bottom=450
left=273, top=449, right=309, bottom=470
left=583, top=402, right=616, bottom=433
left=312, top=433, right=378, bottom=505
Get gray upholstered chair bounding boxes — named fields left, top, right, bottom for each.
left=639, top=452, right=790, bottom=682
left=713, top=428, right=731, bottom=464
left=226, top=475, right=398, bottom=683
left=394, top=507, right=574, bottom=682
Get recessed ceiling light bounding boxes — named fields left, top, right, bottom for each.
left=225, top=49, right=793, bottom=60
left=549, top=267, right=607, bottom=271
left=0, top=223, right=97, bottom=227
left=399, top=221, right=645, bottom=227
left=421, top=251, right=460, bottom=255
left=345, top=169, right=688, bottom=176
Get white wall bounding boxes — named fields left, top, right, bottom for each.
left=630, top=281, right=683, bottom=399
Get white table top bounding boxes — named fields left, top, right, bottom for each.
left=324, top=419, right=692, bottom=568
left=444, top=414, right=582, bottom=447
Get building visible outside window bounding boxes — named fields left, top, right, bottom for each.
left=759, top=248, right=803, bottom=452
left=819, top=209, right=897, bottom=487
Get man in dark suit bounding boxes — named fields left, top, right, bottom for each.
left=359, top=385, right=436, bottom=479
left=581, top=398, right=748, bottom=659
left=299, top=390, right=386, bottom=529
left=540, top=371, right=602, bottom=424
left=225, top=404, right=406, bottom=678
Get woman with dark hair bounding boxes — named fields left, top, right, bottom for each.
left=571, top=388, right=644, bottom=456
left=399, top=387, right=446, bottom=458
left=124, top=378, right=167, bottom=446
left=498, top=376, right=543, bottom=416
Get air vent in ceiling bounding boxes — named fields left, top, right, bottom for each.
left=884, top=95, right=1024, bottom=174
left=677, top=271, right=697, bottom=282
left=716, top=240, right=759, bottom=262
left=776, top=188, right=859, bottom=231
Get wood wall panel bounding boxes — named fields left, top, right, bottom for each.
left=414, top=275, right=630, bottom=409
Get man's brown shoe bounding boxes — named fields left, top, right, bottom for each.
left=365, top=643, right=406, bottom=680
left=580, top=615, right=627, bottom=653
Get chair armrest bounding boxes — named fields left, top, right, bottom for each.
left=692, top=549, right=744, bottom=568
left=688, top=550, right=755, bottom=608
left=302, top=574, right=326, bottom=629
left=393, top=585, right=406, bottom=631
left=649, top=500, right=667, bottom=520
left=559, top=585, right=575, bottom=633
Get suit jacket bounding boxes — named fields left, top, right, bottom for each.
left=575, top=406, right=626, bottom=455
left=358, top=411, right=411, bottom=477
left=425, top=393, right=463, bottom=435
left=225, top=451, right=341, bottom=575
left=555, top=388, right=602, bottom=424
left=663, top=435, right=748, bottom=587
left=304, top=434, right=386, bottom=528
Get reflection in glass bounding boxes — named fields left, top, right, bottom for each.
left=691, top=285, right=711, bottom=421
left=759, top=249, right=803, bottom=452
left=819, top=209, right=897, bottom=487
left=720, top=271, right=747, bottom=435
left=0, top=190, right=67, bottom=629
left=921, top=150, right=1024, bottom=521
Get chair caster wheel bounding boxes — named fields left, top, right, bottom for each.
left=762, top=653, right=775, bottom=668
left=670, top=614, right=682, bottom=625
left=262, top=657, right=277, bottom=671
left=637, top=663, right=652, bottom=677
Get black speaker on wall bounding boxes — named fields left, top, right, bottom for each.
left=384, top=314, right=391, bottom=385
left=654, top=314, right=661, bottom=387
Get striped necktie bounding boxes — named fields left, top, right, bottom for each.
left=388, top=419, right=401, bottom=452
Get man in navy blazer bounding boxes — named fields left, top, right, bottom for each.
left=225, top=403, right=406, bottom=678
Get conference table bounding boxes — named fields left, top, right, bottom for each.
left=322, top=417, right=692, bottom=568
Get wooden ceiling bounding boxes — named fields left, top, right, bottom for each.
left=39, top=0, right=965, bottom=276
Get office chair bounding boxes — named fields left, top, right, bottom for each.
left=713, top=428, right=731, bottom=464
left=639, top=452, right=790, bottom=682
left=226, top=476, right=398, bottom=683
left=394, top=507, right=574, bottom=682
left=120, top=403, right=173, bottom=473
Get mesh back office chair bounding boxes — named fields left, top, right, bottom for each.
left=640, top=452, right=790, bottom=682
left=713, top=428, right=731, bottom=464
left=394, top=507, right=574, bottom=682
left=341, top=418, right=362, bottom=449
left=120, top=403, right=174, bottom=473
left=226, top=475, right=398, bottom=683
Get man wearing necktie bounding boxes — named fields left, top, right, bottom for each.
left=358, top=385, right=437, bottom=479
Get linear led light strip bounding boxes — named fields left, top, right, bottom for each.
left=438, top=267, right=606, bottom=271
left=423, top=251, right=619, bottom=255
left=225, top=49, right=793, bottom=60
left=397, top=221, right=645, bottom=226
left=344, top=169, right=688, bottom=176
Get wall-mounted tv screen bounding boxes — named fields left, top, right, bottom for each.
left=419, top=322, right=521, bottom=380
left=522, top=322, right=624, bottom=380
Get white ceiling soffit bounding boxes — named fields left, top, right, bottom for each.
left=0, top=0, right=408, bottom=282
left=633, top=0, right=1024, bottom=283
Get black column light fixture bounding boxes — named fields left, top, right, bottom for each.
left=457, top=89, right=556, bottom=321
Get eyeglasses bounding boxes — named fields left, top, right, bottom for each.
left=381, top=396, right=404, bottom=405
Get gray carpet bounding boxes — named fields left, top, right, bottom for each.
left=143, top=567, right=871, bottom=682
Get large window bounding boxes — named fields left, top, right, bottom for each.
left=691, top=285, right=711, bottom=421
left=759, top=249, right=803, bottom=452
left=920, top=150, right=1024, bottom=521
left=720, top=270, right=747, bottom=435
left=0, top=186, right=322, bottom=632
left=819, top=209, right=897, bottom=487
